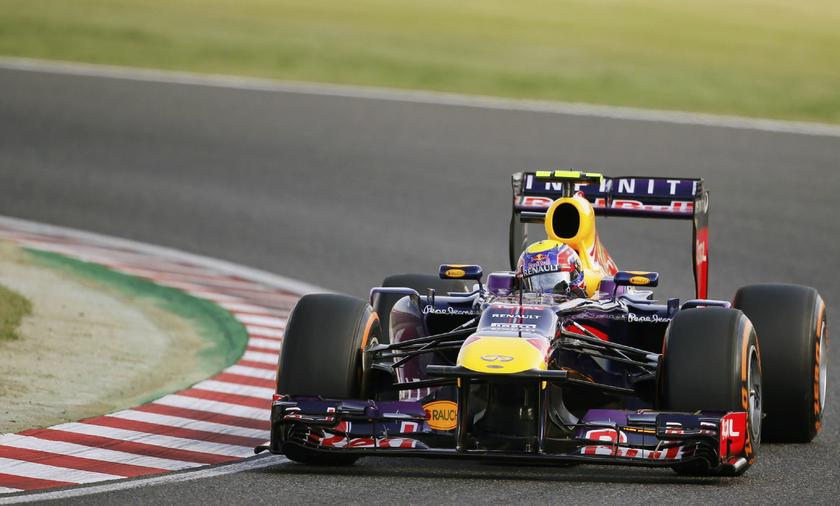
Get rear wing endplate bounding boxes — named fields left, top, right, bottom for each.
left=509, top=171, right=709, bottom=299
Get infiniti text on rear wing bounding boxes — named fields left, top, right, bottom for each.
left=509, top=171, right=710, bottom=299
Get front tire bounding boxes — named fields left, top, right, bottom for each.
left=660, top=308, right=761, bottom=475
left=733, top=284, right=827, bottom=443
left=276, top=294, right=381, bottom=465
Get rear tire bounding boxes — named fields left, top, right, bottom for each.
left=733, top=284, right=826, bottom=443
left=372, top=273, right=471, bottom=343
left=660, top=308, right=761, bottom=476
left=276, top=294, right=381, bottom=465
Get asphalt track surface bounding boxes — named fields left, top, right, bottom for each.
left=1, top=66, right=838, bottom=504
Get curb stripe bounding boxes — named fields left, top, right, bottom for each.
left=84, top=418, right=266, bottom=448
left=234, top=360, right=277, bottom=371
left=246, top=346, right=282, bottom=355
left=107, top=411, right=269, bottom=440
left=241, top=351, right=279, bottom=364
left=244, top=326, right=284, bottom=339
left=218, top=302, right=276, bottom=314
left=0, top=459, right=120, bottom=485
left=0, top=474, right=75, bottom=492
left=0, top=219, right=305, bottom=496
left=235, top=315, right=286, bottom=328
left=0, top=448, right=166, bottom=479
left=223, top=365, right=276, bottom=380
left=192, top=380, right=275, bottom=400
left=241, top=338, right=282, bottom=351
left=19, top=431, right=238, bottom=466
left=0, top=436, right=202, bottom=471
left=153, top=395, right=270, bottom=421
left=35, top=424, right=252, bottom=459
left=176, top=390, right=269, bottom=410
left=212, top=373, right=275, bottom=389
left=111, top=267, right=278, bottom=292
left=131, top=404, right=269, bottom=431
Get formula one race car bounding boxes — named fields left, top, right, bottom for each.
left=256, top=171, right=828, bottom=476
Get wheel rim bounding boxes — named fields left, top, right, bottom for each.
left=819, top=321, right=827, bottom=413
left=747, top=345, right=762, bottom=443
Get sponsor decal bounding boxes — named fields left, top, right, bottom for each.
left=722, top=418, right=740, bottom=438
left=444, top=268, right=466, bottom=278
left=580, top=428, right=682, bottom=459
left=719, top=412, right=748, bottom=462
left=523, top=264, right=561, bottom=276
left=519, top=196, right=695, bottom=213
left=582, top=312, right=628, bottom=321
left=481, top=354, right=514, bottom=362
left=423, top=306, right=479, bottom=316
left=517, top=196, right=554, bottom=209
left=629, top=276, right=650, bottom=286
left=490, top=322, right=537, bottom=329
left=597, top=198, right=694, bottom=214
left=423, top=400, right=458, bottom=431
left=627, top=313, right=671, bottom=323
left=581, top=428, right=628, bottom=456
left=491, top=313, right=541, bottom=319
left=490, top=304, right=546, bottom=311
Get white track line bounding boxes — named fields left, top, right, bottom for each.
left=245, top=338, right=282, bottom=351
left=223, top=365, right=277, bottom=380
left=234, top=315, right=286, bottom=328
left=192, top=381, right=275, bottom=400
left=241, top=351, right=279, bottom=364
left=0, top=436, right=201, bottom=471
left=0, top=458, right=121, bottom=485
left=105, top=411, right=270, bottom=440
left=48, top=424, right=252, bottom=458
left=2, top=56, right=840, bottom=137
left=244, top=326, right=284, bottom=339
left=0, top=456, right=289, bottom=504
left=153, top=395, right=269, bottom=420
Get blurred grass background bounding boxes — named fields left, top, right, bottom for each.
left=0, top=283, right=31, bottom=341
left=1, top=0, right=838, bottom=123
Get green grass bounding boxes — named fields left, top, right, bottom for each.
left=1, top=0, right=839, bottom=122
left=27, top=249, right=249, bottom=387
left=0, top=283, right=32, bottom=341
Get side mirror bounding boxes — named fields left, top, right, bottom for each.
left=614, top=271, right=659, bottom=288
left=486, top=272, right=516, bottom=296
left=439, top=264, right=483, bottom=281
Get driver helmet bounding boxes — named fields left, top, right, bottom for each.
left=517, top=240, right=586, bottom=297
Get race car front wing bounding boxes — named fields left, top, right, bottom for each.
left=255, top=396, right=753, bottom=475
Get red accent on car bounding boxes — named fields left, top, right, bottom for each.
left=719, top=412, right=747, bottom=464
left=564, top=323, right=609, bottom=341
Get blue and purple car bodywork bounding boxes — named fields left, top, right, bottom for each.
left=257, top=172, right=760, bottom=475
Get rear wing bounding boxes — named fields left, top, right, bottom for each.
left=509, top=171, right=710, bottom=299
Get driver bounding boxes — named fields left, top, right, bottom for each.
left=517, top=239, right=586, bottom=299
